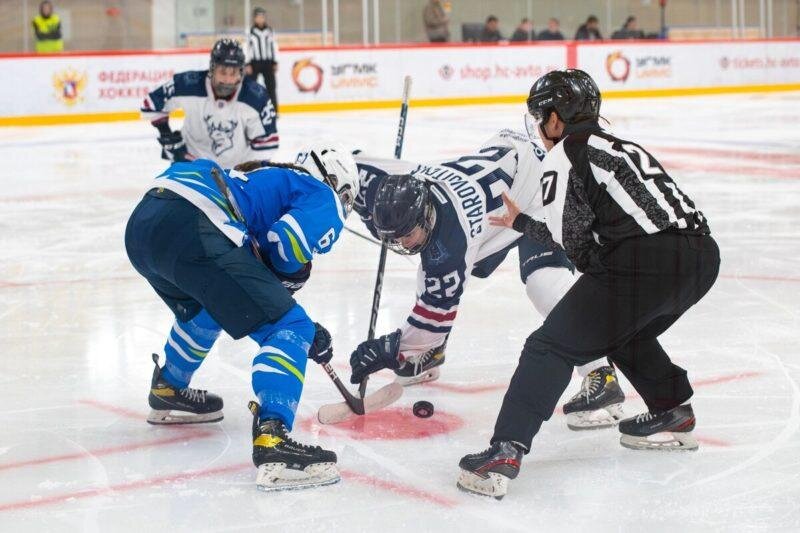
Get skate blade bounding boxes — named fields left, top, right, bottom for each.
left=394, top=367, right=440, bottom=387
left=620, top=431, right=699, bottom=451
left=146, top=409, right=223, bottom=425
left=256, top=462, right=340, bottom=492
left=566, top=403, right=624, bottom=431
left=317, top=382, right=404, bottom=425
left=456, top=470, right=509, bottom=501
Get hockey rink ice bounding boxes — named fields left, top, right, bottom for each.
left=1, top=93, right=799, bottom=532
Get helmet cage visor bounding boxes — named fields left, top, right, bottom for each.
left=378, top=201, right=436, bottom=255
left=308, top=150, right=355, bottom=216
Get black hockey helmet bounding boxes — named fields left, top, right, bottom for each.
left=526, top=69, right=601, bottom=125
left=372, top=174, right=436, bottom=255
left=209, top=39, right=245, bottom=97
left=210, top=38, right=245, bottom=71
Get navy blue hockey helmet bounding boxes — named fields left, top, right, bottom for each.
left=527, top=69, right=601, bottom=125
left=372, top=174, right=436, bottom=255
left=209, top=39, right=245, bottom=97
left=210, top=38, right=245, bottom=71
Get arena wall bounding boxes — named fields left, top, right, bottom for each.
left=1, top=39, right=798, bottom=126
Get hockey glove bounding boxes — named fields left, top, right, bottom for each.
left=349, top=329, right=402, bottom=384
left=308, top=322, right=333, bottom=365
left=158, top=130, right=191, bottom=162
left=272, top=261, right=312, bottom=294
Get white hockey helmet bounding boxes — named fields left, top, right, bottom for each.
left=295, top=145, right=359, bottom=217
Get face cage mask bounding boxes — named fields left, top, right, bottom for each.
left=308, top=151, right=355, bottom=217
left=209, top=67, right=243, bottom=98
left=381, top=203, right=436, bottom=256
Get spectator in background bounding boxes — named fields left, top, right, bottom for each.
left=480, top=15, right=504, bottom=43
left=575, top=15, right=603, bottom=41
left=423, top=0, right=450, bottom=43
left=32, top=1, right=63, bottom=53
left=612, top=16, right=645, bottom=39
left=510, top=18, right=534, bottom=42
left=246, top=7, right=279, bottom=113
left=538, top=18, right=565, bottom=41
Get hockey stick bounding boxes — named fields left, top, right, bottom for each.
left=358, top=75, right=412, bottom=399
left=317, top=77, right=412, bottom=425
left=210, top=168, right=383, bottom=415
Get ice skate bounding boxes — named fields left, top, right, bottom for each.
left=563, top=366, right=625, bottom=430
left=456, top=441, right=524, bottom=500
left=147, top=354, right=223, bottom=424
left=394, top=344, right=446, bottom=386
left=619, top=403, right=698, bottom=451
left=250, top=401, right=340, bottom=492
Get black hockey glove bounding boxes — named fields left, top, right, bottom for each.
left=308, top=322, right=333, bottom=365
left=349, top=329, right=402, bottom=384
left=158, top=130, right=191, bottom=162
left=273, top=261, right=312, bottom=294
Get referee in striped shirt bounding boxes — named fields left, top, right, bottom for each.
left=246, top=7, right=279, bottom=112
left=457, top=69, right=720, bottom=499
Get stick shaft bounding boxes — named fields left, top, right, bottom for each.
left=360, top=76, right=412, bottom=400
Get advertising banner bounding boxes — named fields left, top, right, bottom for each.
left=0, top=53, right=207, bottom=117
left=0, top=40, right=798, bottom=124
left=278, top=44, right=567, bottom=104
left=578, top=40, right=800, bottom=92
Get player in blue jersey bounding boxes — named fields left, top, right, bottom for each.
left=124, top=146, right=358, bottom=491
left=141, top=39, right=279, bottom=167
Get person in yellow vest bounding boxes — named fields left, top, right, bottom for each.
left=32, top=1, right=63, bottom=53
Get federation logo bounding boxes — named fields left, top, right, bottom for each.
left=605, top=51, right=631, bottom=82
left=291, top=58, right=324, bottom=93
left=52, top=68, right=87, bottom=106
left=438, top=64, right=454, bottom=80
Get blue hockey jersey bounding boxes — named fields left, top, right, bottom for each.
left=151, top=159, right=345, bottom=274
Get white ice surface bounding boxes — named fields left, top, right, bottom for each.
left=1, top=93, right=799, bottom=532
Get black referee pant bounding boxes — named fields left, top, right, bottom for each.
left=249, top=60, right=277, bottom=111
left=492, top=232, right=720, bottom=450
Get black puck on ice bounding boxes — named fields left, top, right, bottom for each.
left=413, top=400, right=434, bottom=418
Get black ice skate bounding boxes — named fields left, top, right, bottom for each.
left=457, top=441, right=525, bottom=500
left=619, top=403, right=698, bottom=451
left=147, top=353, right=223, bottom=425
left=249, top=401, right=340, bottom=491
left=394, top=343, right=446, bottom=386
left=563, top=365, right=625, bottom=431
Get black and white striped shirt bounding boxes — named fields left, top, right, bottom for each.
left=248, top=26, right=279, bottom=62
left=514, top=121, right=709, bottom=272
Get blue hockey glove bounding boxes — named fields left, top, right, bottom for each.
left=349, top=329, right=402, bottom=384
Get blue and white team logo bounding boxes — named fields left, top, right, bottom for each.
left=203, top=115, right=238, bottom=156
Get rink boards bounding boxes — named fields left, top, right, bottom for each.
left=0, top=38, right=798, bottom=125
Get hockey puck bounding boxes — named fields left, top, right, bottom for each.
left=413, top=401, right=434, bottom=418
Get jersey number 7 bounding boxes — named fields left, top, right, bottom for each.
left=541, top=171, right=558, bottom=206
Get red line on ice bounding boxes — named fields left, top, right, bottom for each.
left=342, top=470, right=458, bottom=507
left=695, top=435, right=730, bottom=447
left=0, top=462, right=253, bottom=513
left=659, top=157, right=800, bottom=180
left=78, top=398, right=152, bottom=420
left=0, top=431, right=214, bottom=473
left=651, top=146, right=800, bottom=166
